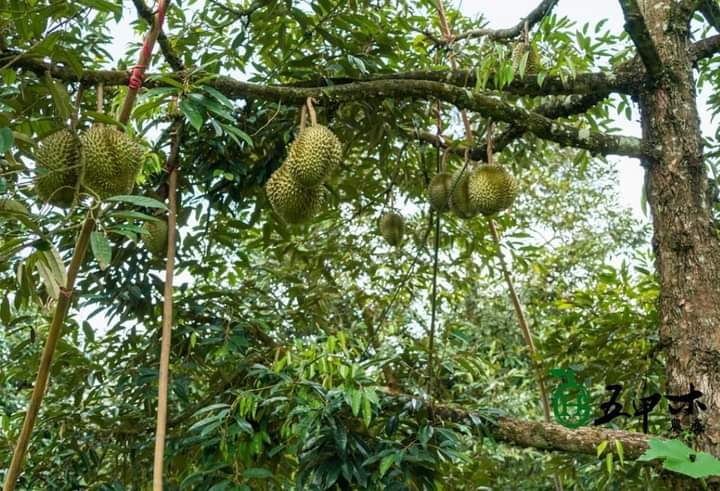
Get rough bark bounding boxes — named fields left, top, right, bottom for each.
left=633, top=0, right=720, bottom=456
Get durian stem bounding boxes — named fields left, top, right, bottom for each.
left=3, top=213, right=96, bottom=491
left=152, top=119, right=181, bottom=491
left=426, top=210, right=441, bottom=397
left=305, top=96, right=317, bottom=126
left=299, top=104, right=307, bottom=130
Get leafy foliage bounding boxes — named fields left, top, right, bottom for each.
left=0, top=0, right=704, bottom=489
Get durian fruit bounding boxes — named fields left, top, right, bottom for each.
left=266, top=166, right=324, bottom=224
left=285, top=125, right=342, bottom=187
left=427, top=172, right=453, bottom=212
left=81, top=126, right=145, bottom=200
left=467, top=164, right=518, bottom=215
left=141, top=219, right=168, bottom=258
left=0, top=198, right=29, bottom=215
left=379, top=211, right=404, bottom=246
left=34, top=129, right=80, bottom=207
left=448, top=170, right=479, bottom=219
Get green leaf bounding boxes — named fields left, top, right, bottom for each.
left=203, top=85, right=235, bottom=109
left=82, top=111, right=125, bottom=128
left=220, top=123, right=253, bottom=146
left=90, top=231, right=112, bottom=271
left=35, top=257, right=60, bottom=299
left=179, top=100, right=204, bottom=130
left=362, top=394, right=372, bottom=427
left=243, top=468, right=273, bottom=479
left=108, top=210, right=164, bottom=223
left=0, top=127, right=13, bottom=154
left=350, top=388, right=362, bottom=416
left=639, top=438, right=720, bottom=478
left=615, top=440, right=625, bottom=465
left=597, top=440, right=608, bottom=457
left=41, top=246, right=67, bottom=288
left=105, top=195, right=168, bottom=210
left=0, top=296, right=10, bottom=324
left=44, top=76, right=72, bottom=122
left=379, top=453, right=396, bottom=477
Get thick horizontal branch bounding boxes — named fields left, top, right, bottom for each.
left=381, top=391, right=655, bottom=459
left=693, top=34, right=720, bottom=60
left=417, top=93, right=609, bottom=161
left=6, top=53, right=646, bottom=158
left=439, top=0, right=559, bottom=43
left=619, top=0, right=664, bottom=80
left=288, top=66, right=638, bottom=97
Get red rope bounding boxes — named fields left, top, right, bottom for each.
left=128, top=0, right=167, bottom=91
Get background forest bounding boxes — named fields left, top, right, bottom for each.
left=1, top=0, right=720, bottom=489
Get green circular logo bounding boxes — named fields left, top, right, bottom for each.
left=550, top=368, right=592, bottom=429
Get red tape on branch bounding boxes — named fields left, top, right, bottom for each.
left=127, top=0, right=166, bottom=91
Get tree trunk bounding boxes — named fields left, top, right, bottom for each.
left=637, top=0, right=720, bottom=455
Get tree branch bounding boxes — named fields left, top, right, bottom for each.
left=437, top=0, right=559, bottom=43
left=618, top=0, right=664, bottom=80
left=416, top=93, right=609, bottom=161
left=690, top=33, right=720, bottom=60
left=4, top=53, right=645, bottom=158
left=131, top=0, right=184, bottom=71
left=700, top=0, right=720, bottom=33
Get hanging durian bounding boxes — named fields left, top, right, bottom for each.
left=34, top=129, right=80, bottom=207
left=81, top=126, right=145, bottom=200
left=285, top=125, right=342, bottom=187
left=427, top=172, right=453, bottom=212
left=141, top=219, right=169, bottom=258
left=379, top=211, right=405, bottom=246
left=467, top=164, right=518, bottom=215
left=266, top=166, right=324, bottom=224
left=448, top=169, right=479, bottom=219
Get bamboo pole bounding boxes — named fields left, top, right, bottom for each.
left=2, top=2, right=169, bottom=489
left=152, top=118, right=182, bottom=490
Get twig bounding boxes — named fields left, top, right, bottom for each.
left=429, top=0, right=558, bottom=44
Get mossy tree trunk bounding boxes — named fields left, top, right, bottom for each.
left=633, top=0, right=720, bottom=455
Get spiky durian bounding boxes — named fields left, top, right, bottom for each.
left=448, top=169, right=479, bottom=219
left=286, top=125, right=342, bottom=187
left=467, top=164, right=518, bottom=215
left=34, top=129, right=80, bottom=207
left=0, top=198, right=29, bottom=215
left=141, top=219, right=168, bottom=258
left=428, top=172, right=454, bottom=212
left=81, top=126, right=145, bottom=200
left=379, top=211, right=404, bottom=246
left=266, top=166, right=324, bottom=224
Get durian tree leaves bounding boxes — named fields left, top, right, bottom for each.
left=0, top=127, right=13, bottom=154
left=90, top=231, right=112, bottom=271
left=105, top=195, right=168, bottom=210
left=32, top=245, right=67, bottom=299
